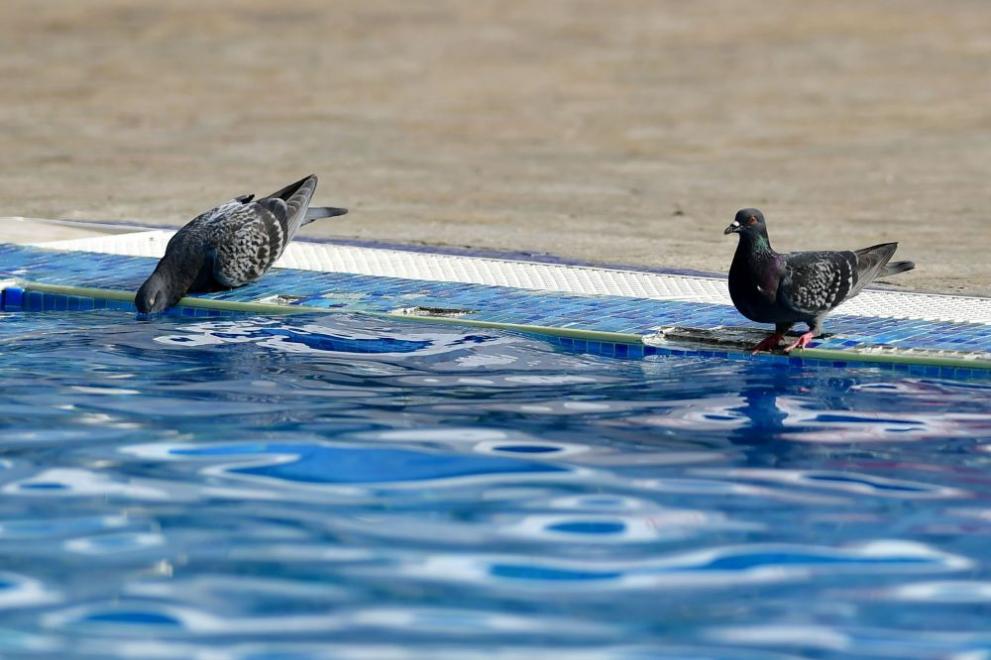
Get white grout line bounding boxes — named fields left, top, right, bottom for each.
left=30, top=230, right=991, bottom=325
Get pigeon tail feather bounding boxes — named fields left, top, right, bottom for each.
left=303, top=206, right=349, bottom=225
left=881, top=260, right=915, bottom=277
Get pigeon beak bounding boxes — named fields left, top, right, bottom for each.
left=724, top=221, right=741, bottom=235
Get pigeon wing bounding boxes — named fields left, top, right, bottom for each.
left=210, top=203, right=286, bottom=288
left=778, top=250, right=858, bottom=317
left=850, top=243, right=906, bottom=294
left=261, top=174, right=318, bottom=241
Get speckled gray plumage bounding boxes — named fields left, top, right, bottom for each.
left=135, top=175, right=347, bottom=313
left=726, top=208, right=914, bottom=342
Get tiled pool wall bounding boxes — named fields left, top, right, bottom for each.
left=1, top=243, right=989, bottom=378
left=542, top=334, right=991, bottom=378
left=3, top=284, right=990, bottom=380
left=1, top=286, right=232, bottom=318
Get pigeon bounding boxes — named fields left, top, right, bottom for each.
left=724, top=208, right=914, bottom=353
left=135, top=175, right=347, bottom=313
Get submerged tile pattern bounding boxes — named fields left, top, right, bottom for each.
left=1, top=287, right=231, bottom=318
left=1, top=244, right=989, bottom=374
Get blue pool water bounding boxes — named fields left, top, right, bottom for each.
left=1, top=310, right=991, bottom=658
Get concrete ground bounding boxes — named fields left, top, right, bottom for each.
left=1, top=0, right=988, bottom=294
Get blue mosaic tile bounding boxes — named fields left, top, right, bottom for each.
left=9, top=290, right=245, bottom=320
left=27, top=291, right=44, bottom=311
left=1, top=244, right=989, bottom=371
left=1, top=286, right=24, bottom=311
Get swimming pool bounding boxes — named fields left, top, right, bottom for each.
left=2, top=309, right=990, bottom=657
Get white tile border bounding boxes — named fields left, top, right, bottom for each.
left=31, top=230, right=991, bottom=325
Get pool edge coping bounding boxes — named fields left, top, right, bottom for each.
left=22, top=229, right=991, bottom=325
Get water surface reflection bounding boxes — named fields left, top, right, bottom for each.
left=0, top=311, right=989, bottom=657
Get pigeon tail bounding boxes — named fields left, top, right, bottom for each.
left=881, top=260, right=915, bottom=277
left=303, top=206, right=349, bottom=225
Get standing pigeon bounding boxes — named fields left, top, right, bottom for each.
left=724, top=208, right=914, bottom=353
left=135, top=175, right=347, bottom=313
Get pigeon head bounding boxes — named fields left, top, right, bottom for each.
left=724, top=208, right=767, bottom=236
left=135, top=271, right=180, bottom=314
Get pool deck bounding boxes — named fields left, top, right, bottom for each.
left=1, top=223, right=990, bottom=375
left=4, top=1, right=991, bottom=298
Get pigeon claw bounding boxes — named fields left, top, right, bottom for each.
left=782, top=331, right=816, bottom=353
left=750, top=333, right=785, bottom=354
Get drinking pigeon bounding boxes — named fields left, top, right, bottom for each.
left=135, top=175, right=347, bottom=313
left=724, top=208, right=914, bottom=353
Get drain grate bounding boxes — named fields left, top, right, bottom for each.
left=392, top=306, right=477, bottom=318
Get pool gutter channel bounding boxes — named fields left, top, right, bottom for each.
left=5, top=279, right=990, bottom=373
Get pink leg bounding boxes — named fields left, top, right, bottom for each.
left=782, top=331, right=815, bottom=353
left=750, top=333, right=785, bottom=354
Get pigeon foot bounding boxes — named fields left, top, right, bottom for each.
left=750, top=333, right=785, bottom=354
left=782, top=331, right=816, bottom=353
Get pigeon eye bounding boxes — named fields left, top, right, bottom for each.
left=747, top=217, right=758, bottom=225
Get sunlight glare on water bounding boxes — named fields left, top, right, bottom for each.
left=1, top=310, right=990, bottom=658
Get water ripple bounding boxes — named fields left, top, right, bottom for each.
left=395, top=540, right=970, bottom=591
left=692, top=468, right=968, bottom=499
left=0, top=311, right=989, bottom=655
left=0, top=573, right=59, bottom=609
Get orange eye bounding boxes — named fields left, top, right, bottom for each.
left=747, top=217, right=758, bottom=225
